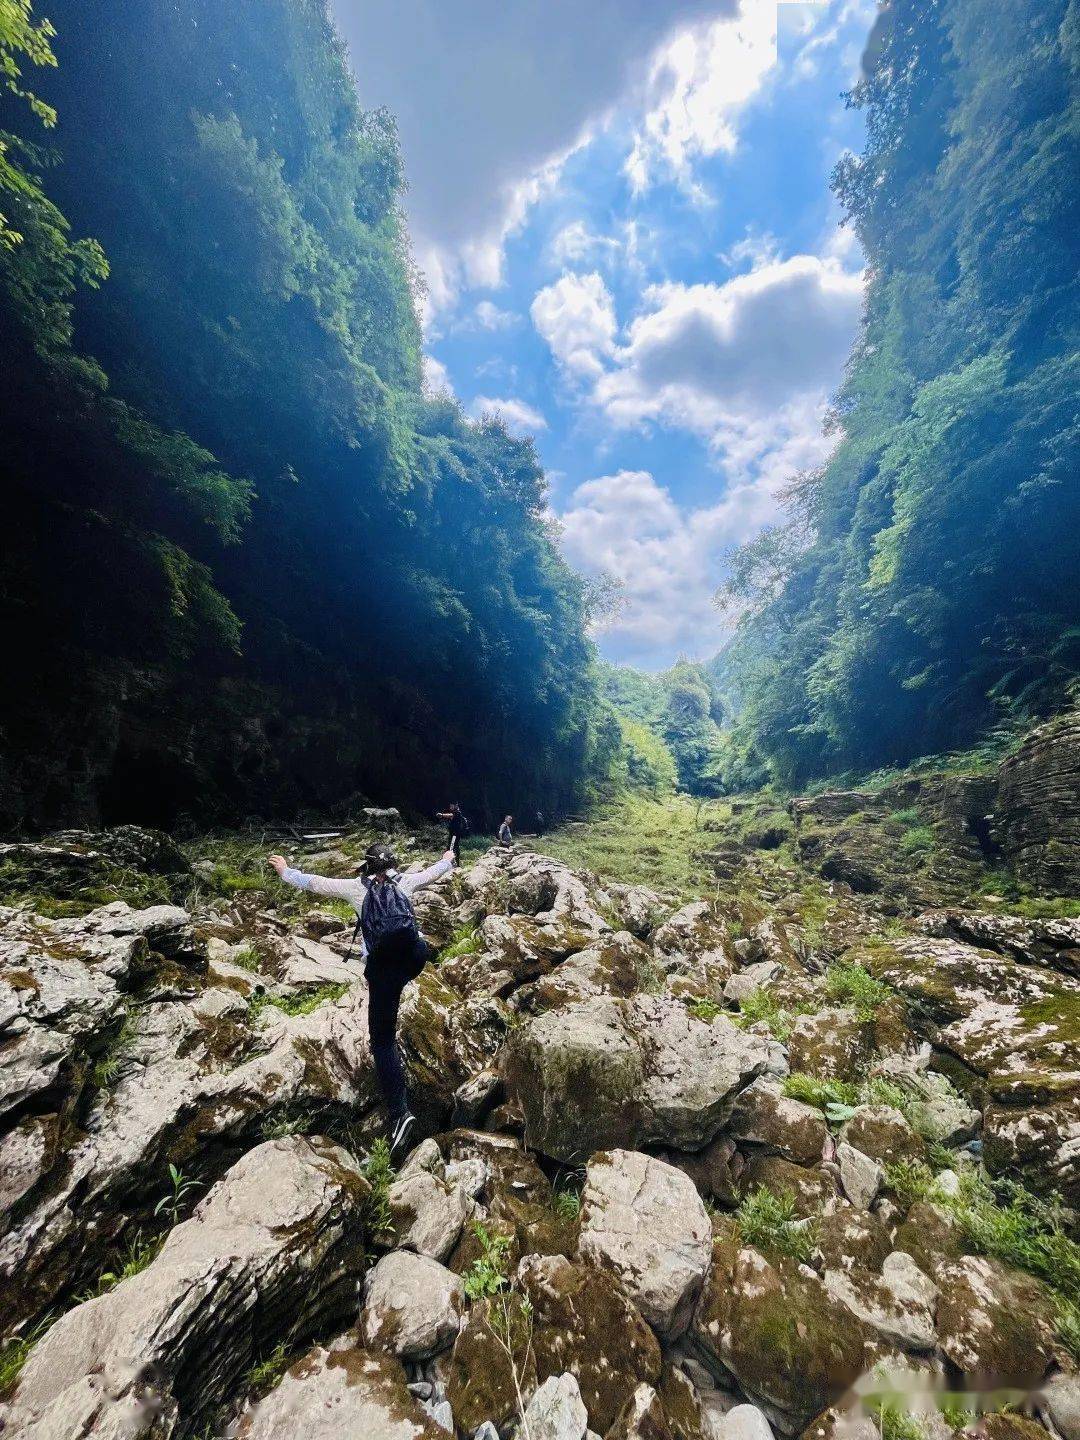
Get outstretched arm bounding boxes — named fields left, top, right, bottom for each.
left=400, top=851, right=455, bottom=895
left=267, top=855, right=363, bottom=902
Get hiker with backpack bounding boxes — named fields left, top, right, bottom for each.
left=435, top=802, right=469, bottom=860
left=267, top=842, right=455, bottom=1156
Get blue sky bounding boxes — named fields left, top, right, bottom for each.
left=333, top=0, right=877, bottom=669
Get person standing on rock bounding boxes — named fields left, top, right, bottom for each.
left=267, top=842, right=455, bottom=1156
left=435, top=802, right=469, bottom=860
left=498, top=814, right=514, bottom=848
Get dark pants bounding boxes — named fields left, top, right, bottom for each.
left=366, top=931, right=430, bottom=1121
left=448, top=828, right=462, bottom=859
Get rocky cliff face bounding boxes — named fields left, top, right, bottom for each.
left=0, top=814, right=1078, bottom=1440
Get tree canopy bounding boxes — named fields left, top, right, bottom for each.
left=715, top=0, right=1079, bottom=788
left=0, top=0, right=600, bottom=828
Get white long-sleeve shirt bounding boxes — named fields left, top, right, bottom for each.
left=279, top=856, right=453, bottom=959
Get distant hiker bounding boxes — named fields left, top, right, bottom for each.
left=436, top=802, right=469, bottom=860
left=535, top=809, right=545, bottom=836
left=498, top=814, right=514, bottom=848
left=267, top=843, right=455, bottom=1157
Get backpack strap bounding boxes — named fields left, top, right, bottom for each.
left=345, top=877, right=371, bottom=959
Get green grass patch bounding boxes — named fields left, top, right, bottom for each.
left=824, top=960, right=892, bottom=1021
left=685, top=996, right=723, bottom=1022
left=732, top=987, right=815, bottom=1042
left=248, top=981, right=350, bottom=1022
left=899, top=826, right=935, bottom=856
left=439, top=926, right=482, bottom=962
left=76, top=1229, right=164, bottom=1301
left=782, top=1073, right=860, bottom=1109
left=873, top=1398, right=927, bottom=1440
left=888, top=808, right=921, bottom=828
left=90, top=1014, right=136, bottom=1089
left=535, top=793, right=710, bottom=897
left=883, top=1158, right=939, bottom=1208
left=0, top=1314, right=54, bottom=1398
left=246, top=1342, right=291, bottom=1397
left=735, top=1186, right=816, bottom=1264
left=230, top=945, right=262, bottom=973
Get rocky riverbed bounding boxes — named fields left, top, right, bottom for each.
left=0, top=798, right=1078, bottom=1440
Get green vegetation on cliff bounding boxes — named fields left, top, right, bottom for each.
left=0, top=0, right=602, bottom=830
left=715, top=0, right=1080, bottom=789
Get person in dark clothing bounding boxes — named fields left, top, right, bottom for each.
left=535, top=810, right=546, bottom=836
left=436, top=802, right=468, bottom=859
left=268, top=841, right=454, bottom=1156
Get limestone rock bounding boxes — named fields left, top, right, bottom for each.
left=520, top=1252, right=663, bottom=1434
left=503, top=993, right=768, bottom=1162
left=729, top=1080, right=827, bottom=1167
left=1041, top=1372, right=1080, bottom=1440
left=578, top=1149, right=712, bottom=1340
left=935, top=1255, right=1054, bottom=1385
left=235, top=1345, right=444, bottom=1439
left=690, top=1232, right=868, bottom=1432
left=0, top=1137, right=369, bottom=1437
left=523, top=1373, right=589, bottom=1440
left=720, top=1405, right=776, bottom=1440
left=835, top=1144, right=883, bottom=1210
left=840, top=1107, right=924, bottom=1168
left=606, top=1383, right=674, bottom=1440
left=916, top=909, right=1080, bottom=979
left=787, top=1010, right=869, bottom=1084
left=388, top=1164, right=472, bottom=1261
left=996, top=711, right=1080, bottom=894
left=822, top=1251, right=938, bottom=1352
left=362, top=1251, right=464, bottom=1359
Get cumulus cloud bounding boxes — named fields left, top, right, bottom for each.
left=530, top=272, right=619, bottom=380
left=473, top=300, right=520, bottom=330
left=594, top=254, right=864, bottom=434
left=422, top=354, right=454, bottom=396
left=469, top=395, right=548, bottom=435
left=332, top=0, right=733, bottom=308
left=557, top=469, right=770, bottom=668
left=625, top=4, right=779, bottom=196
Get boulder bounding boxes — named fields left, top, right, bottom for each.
left=835, top=1144, right=883, bottom=1211
left=822, top=1252, right=938, bottom=1352
left=915, top=909, right=1080, bottom=979
left=840, top=1107, right=924, bottom=1168
left=606, top=1383, right=674, bottom=1440
left=690, top=1231, right=868, bottom=1433
left=1041, top=1372, right=1080, bottom=1440
left=387, top=1163, right=472, bottom=1261
left=787, top=1011, right=869, bottom=1084
left=520, top=1253, right=663, bottom=1434
left=578, top=1150, right=712, bottom=1340
left=720, top=1406, right=777, bottom=1440
left=935, top=1255, right=1054, bottom=1385
left=728, top=1081, right=827, bottom=1167
left=523, top=1373, right=590, bottom=1440
left=235, top=1344, right=445, bottom=1439
left=863, top=936, right=1080, bottom=1201
left=362, top=1251, right=464, bottom=1359
left=0, top=1137, right=369, bottom=1437
left=503, top=994, right=768, bottom=1163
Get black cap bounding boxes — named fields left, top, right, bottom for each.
left=363, top=842, right=398, bottom=874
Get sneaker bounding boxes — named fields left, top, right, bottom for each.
left=389, top=1110, right=416, bottom=1159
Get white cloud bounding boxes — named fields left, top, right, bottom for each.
left=625, top=3, right=779, bottom=196
left=557, top=469, right=749, bottom=668
left=332, top=0, right=733, bottom=310
left=422, top=354, right=454, bottom=396
left=549, top=220, right=620, bottom=268
left=530, top=272, right=618, bottom=380
left=595, top=254, right=864, bottom=434
left=473, top=300, right=520, bottom=330
left=470, top=395, right=548, bottom=435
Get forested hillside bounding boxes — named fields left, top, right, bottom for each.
left=0, top=0, right=600, bottom=830
left=716, top=0, right=1079, bottom=789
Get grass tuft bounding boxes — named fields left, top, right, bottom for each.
left=735, top=1186, right=816, bottom=1263
left=824, top=960, right=892, bottom=1021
